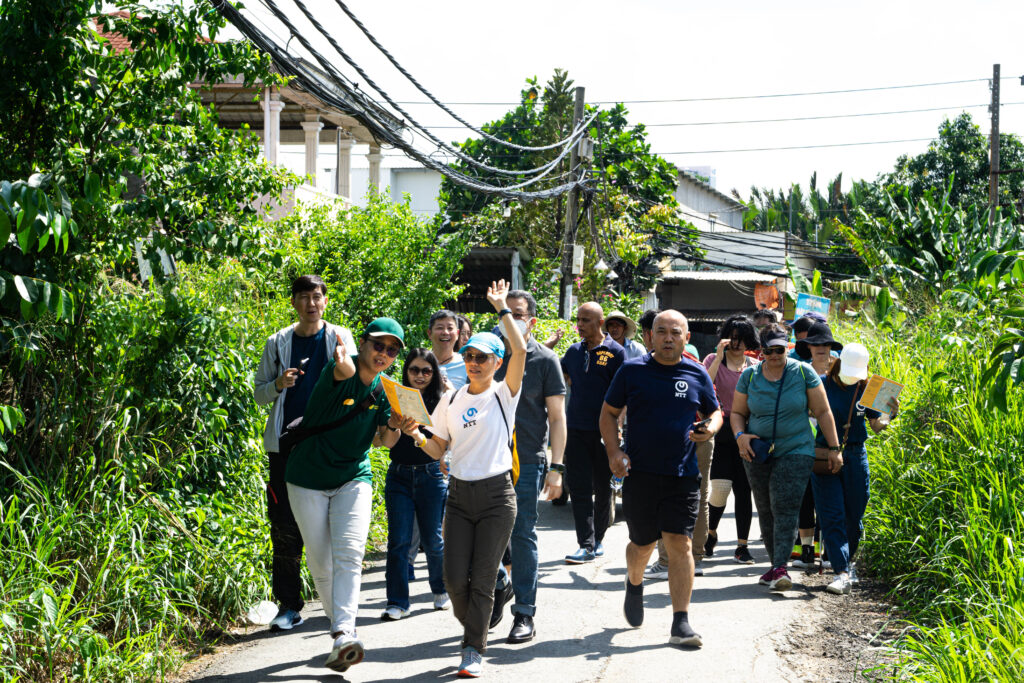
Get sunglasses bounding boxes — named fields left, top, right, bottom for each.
left=371, top=340, right=401, bottom=358
left=408, top=366, right=433, bottom=376
left=463, top=351, right=493, bottom=365
left=763, top=346, right=788, bottom=356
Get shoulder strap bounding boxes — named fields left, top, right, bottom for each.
left=299, top=383, right=383, bottom=439
left=493, top=391, right=514, bottom=450
left=839, top=380, right=864, bottom=448
left=769, top=364, right=787, bottom=443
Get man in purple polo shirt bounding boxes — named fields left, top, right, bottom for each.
left=560, top=302, right=625, bottom=564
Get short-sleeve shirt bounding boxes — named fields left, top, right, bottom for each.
left=429, top=381, right=521, bottom=481
left=816, top=375, right=881, bottom=447
left=702, top=353, right=757, bottom=416
left=621, top=338, right=647, bottom=361
left=604, top=354, right=719, bottom=478
left=439, top=353, right=468, bottom=390
left=283, top=325, right=328, bottom=427
left=286, top=357, right=391, bottom=489
left=561, top=335, right=625, bottom=431
left=496, top=338, right=566, bottom=463
left=736, top=358, right=821, bottom=459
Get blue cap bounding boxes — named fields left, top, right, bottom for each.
left=462, top=332, right=504, bottom=359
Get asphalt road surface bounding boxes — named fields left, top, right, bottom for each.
left=184, top=498, right=821, bottom=682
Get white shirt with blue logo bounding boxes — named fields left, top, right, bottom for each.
left=429, top=381, right=520, bottom=481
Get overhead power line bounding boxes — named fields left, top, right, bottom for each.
left=394, top=77, right=1020, bottom=106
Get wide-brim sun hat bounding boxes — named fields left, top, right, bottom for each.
left=795, top=321, right=843, bottom=358
left=462, top=332, right=505, bottom=359
left=364, top=317, right=405, bottom=348
left=838, top=342, right=870, bottom=380
left=602, top=310, right=638, bottom=339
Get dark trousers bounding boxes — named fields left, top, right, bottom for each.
left=268, top=452, right=304, bottom=612
left=384, top=461, right=447, bottom=610
left=565, top=428, right=613, bottom=552
left=444, top=472, right=517, bottom=652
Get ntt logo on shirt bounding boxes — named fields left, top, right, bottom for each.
left=462, top=406, right=478, bottom=428
left=675, top=380, right=689, bottom=398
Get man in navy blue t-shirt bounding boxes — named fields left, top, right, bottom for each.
left=600, top=310, right=722, bottom=649
left=560, top=302, right=624, bottom=564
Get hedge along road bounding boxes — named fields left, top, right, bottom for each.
left=181, top=499, right=829, bottom=682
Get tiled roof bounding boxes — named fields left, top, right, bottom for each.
left=93, top=11, right=133, bottom=54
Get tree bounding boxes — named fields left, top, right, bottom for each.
left=441, top=69, right=694, bottom=295
left=882, top=112, right=1024, bottom=209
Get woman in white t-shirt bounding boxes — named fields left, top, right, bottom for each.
left=401, top=279, right=526, bottom=679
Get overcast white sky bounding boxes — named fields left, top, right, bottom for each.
left=228, top=0, right=1024, bottom=199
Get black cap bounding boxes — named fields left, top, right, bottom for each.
left=794, top=322, right=842, bottom=358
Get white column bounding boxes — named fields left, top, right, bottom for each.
left=262, top=91, right=285, bottom=165
left=335, top=129, right=353, bottom=198
left=366, top=144, right=383, bottom=192
left=300, top=112, right=323, bottom=184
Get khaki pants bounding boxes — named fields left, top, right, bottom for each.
left=657, top=437, right=714, bottom=565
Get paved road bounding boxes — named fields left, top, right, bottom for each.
left=185, top=499, right=821, bottom=682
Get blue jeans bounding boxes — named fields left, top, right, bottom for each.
left=384, top=461, right=447, bottom=609
left=496, top=461, right=546, bottom=617
left=811, top=445, right=870, bottom=575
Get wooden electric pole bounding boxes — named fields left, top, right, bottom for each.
left=989, top=63, right=1001, bottom=227
left=559, top=86, right=586, bottom=320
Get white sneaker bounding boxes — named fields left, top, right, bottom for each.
left=457, top=646, right=482, bottom=678
left=643, top=560, right=669, bottom=580
left=826, top=573, right=853, bottom=595
left=433, top=592, right=451, bottom=611
left=268, top=608, right=303, bottom=631
left=324, top=634, right=364, bottom=672
left=822, top=559, right=832, bottom=570
left=849, top=563, right=860, bottom=583
left=380, top=605, right=409, bottom=621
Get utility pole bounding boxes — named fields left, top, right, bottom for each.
left=559, top=86, right=586, bottom=320
left=989, top=63, right=1000, bottom=227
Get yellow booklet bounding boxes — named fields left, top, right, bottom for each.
left=380, top=375, right=433, bottom=426
left=859, top=374, right=903, bottom=414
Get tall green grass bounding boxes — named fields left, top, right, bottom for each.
left=840, top=311, right=1024, bottom=679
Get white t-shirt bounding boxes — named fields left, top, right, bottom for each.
left=430, top=381, right=520, bottom=481
left=439, top=352, right=468, bottom=390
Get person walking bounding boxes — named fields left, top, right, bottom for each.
left=560, top=302, right=625, bottom=563
left=603, top=310, right=646, bottom=361
left=729, top=323, right=841, bottom=591
left=253, top=275, right=357, bottom=633
left=490, top=290, right=567, bottom=643
left=381, top=349, right=450, bottom=621
left=285, top=318, right=405, bottom=672
left=812, top=343, right=897, bottom=595
left=400, top=280, right=526, bottom=678
left=702, top=315, right=760, bottom=566
left=601, top=310, right=722, bottom=648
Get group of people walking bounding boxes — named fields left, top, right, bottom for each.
left=254, top=274, right=897, bottom=677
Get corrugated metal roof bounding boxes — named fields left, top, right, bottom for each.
left=661, top=270, right=780, bottom=282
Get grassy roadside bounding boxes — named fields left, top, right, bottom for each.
left=841, top=311, right=1024, bottom=680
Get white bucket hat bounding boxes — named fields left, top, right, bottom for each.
left=839, top=342, right=870, bottom=380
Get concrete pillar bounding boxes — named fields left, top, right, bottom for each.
left=335, top=129, right=354, bottom=198
left=300, top=111, right=323, bottom=184
left=262, top=89, right=285, bottom=164
left=366, top=144, right=383, bottom=192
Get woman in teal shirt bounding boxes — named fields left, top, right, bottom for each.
left=729, top=324, right=841, bottom=592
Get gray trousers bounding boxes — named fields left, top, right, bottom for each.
left=657, top=437, right=713, bottom=564
left=743, top=451, right=813, bottom=569
left=443, top=472, right=517, bottom=652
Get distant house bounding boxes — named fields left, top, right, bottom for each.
left=655, top=171, right=825, bottom=356
left=447, top=248, right=531, bottom=314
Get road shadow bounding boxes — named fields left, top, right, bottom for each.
left=188, top=651, right=350, bottom=682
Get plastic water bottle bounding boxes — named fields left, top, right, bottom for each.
left=610, top=456, right=628, bottom=492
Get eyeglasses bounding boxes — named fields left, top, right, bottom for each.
left=463, top=351, right=492, bottom=364
left=408, top=366, right=433, bottom=376
left=511, top=312, right=531, bottom=321
left=762, top=346, right=788, bottom=356
left=371, top=340, right=401, bottom=358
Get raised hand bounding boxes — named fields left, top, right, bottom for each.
left=486, top=279, right=509, bottom=312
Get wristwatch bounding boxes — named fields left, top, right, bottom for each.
left=735, top=430, right=745, bottom=439
left=827, top=445, right=841, bottom=452
left=498, top=308, right=512, bottom=318
left=548, top=463, right=566, bottom=474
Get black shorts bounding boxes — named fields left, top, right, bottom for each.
left=621, top=470, right=701, bottom=545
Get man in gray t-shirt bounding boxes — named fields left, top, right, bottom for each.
left=492, top=290, right=567, bottom=644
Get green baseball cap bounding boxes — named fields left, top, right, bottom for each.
left=363, top=317, right=405, bottom=348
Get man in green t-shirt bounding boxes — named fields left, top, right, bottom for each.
left=285, top=318, right=405, bottom=673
